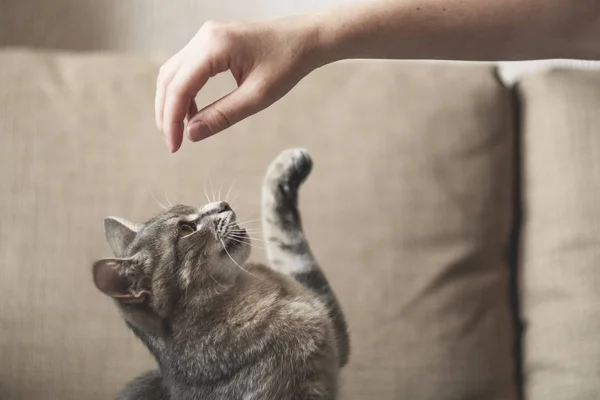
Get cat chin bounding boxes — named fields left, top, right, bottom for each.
left=222, top=243, right=251, bottom=266
left=224, top=236, right=243, bottom=252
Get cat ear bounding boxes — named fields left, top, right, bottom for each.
left=104, top=217, right=142, bottom=258
left=92, top=258, right=148, bottom=303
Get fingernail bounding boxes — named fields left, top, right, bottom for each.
left=188, top=120, right=211, bottom=142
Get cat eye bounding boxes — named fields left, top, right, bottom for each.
left=178, top=221, right=196, bottom=237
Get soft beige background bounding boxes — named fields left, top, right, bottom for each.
left=0, top=0, right=352, bottom=53
left=1, top=0, right=599, bottom=80
left=518, top=69, right=600, bottom=400
left=0, top=50, right=518, bottom=400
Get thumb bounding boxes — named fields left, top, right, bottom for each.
left=187, top=82, right=268, bottom=142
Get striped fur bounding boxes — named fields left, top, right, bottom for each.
left=94, top=149, right=350, bottom=399
left=262, top=148, right=350, bottom=367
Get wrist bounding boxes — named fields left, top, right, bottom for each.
left=288, top=12, right=345, bottom=70
left=301, top=5, right=379, bottom=66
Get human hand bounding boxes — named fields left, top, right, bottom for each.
left=155, top=17, right=323, bottom=152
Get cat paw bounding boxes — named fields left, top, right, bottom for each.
left=266, top=148, right=313, bottom=187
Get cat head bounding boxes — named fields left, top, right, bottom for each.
left=92, top=201, right=250, bottom=318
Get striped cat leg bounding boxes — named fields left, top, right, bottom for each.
left=262, top=148, right=350, bottom=366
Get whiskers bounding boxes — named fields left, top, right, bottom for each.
left=225, top=180, right=237, bottom=203
left=236, top=219, right=261, bottom=227
left=220, top=239, right=257, bottom=277
left=204, top=173, right=211, bottom=203
left=227, top=234, right=264, bottom=250
left=225, top=218, right=264, bottom=249
left=219, top=178, right=264, bottom=250
left=208, top=173, right=216, bottom=202
left=151, top=190, right=176, bottom=211
left=204, top=170, right=220, bottom=203
left=164, top=192, right=174, bottom=208
left=151, top=191, right=168, bottom=210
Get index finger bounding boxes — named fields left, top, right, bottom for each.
left=155, top=52, right=184, bottom=133
left=163, top=58, right=226, bottom=152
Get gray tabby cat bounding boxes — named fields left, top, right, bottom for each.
left=92, top=148, right=350, bottom=400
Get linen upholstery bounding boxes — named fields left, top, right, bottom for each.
left=518, top=69, right=600, bottom=400
left=0, top=50, right=518, bottom=400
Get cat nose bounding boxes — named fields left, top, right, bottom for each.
left=203, top=201, right=232, bottom=216
left=217, top=201, right=231, bottom=213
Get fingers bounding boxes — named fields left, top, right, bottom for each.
left=187, top=81, right=266, bottom=142
left=155, top=19, right=302, bottom=151
left=160, top=60, right=214, bottom=153
left=187, top=99, right=199, bottom=122
left=155, top=53, right=183, bottom=132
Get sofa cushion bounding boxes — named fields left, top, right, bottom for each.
left=0, top=49, right=517, bottom=400
left=518, top=69, right=600, bottom=399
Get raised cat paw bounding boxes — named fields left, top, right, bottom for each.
left=265, top=148, right=313, bottom=188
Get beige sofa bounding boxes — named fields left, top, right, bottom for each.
left=1, top=47, right=600, bottom=400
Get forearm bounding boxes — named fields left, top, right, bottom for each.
left=155, top=0, right=599, bottom=149
left=307, top=0, right=600, bottom=64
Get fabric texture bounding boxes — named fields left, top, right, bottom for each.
left=0, top=49, right=518, bottom=400
left=518, top=69, right=600, bottom=400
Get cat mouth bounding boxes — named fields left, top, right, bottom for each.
left=215, top=211, right=236, bottom=235
left=215, top=211, right=247, bottom=250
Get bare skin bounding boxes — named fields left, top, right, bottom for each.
left=155, top=0, right=600, bottom=153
